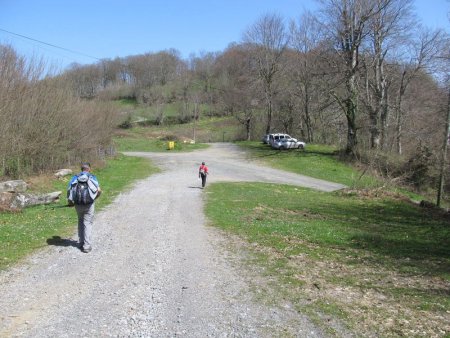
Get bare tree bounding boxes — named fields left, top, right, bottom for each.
left=274, top=88, right=296, bottom=135
left=437, top=84, right=450, bottom=206
left=289, top=11, right=329, bottom=142
left=190, top=52, right=219, bottom=116
left=64, top=63, right=103, bottom=98
left=244, top=13, right=289, bottom=134
left=153, top=49, right=182, bottom=86
left=319, top=0, right=379, bottom=155
left=435, top=32, right=450, bottom=206
left=363, top=0, right=414, bottom=150
left=101, top=57, right=131, bottom=87
left=216, top=45, right=258, bottom=140
left=393, top=28, right=447, bottom=154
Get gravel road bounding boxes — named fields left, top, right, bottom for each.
left=0, top=143, right=345, bottom=337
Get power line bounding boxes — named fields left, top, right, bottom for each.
left=0, top=27, right=101, bottom=61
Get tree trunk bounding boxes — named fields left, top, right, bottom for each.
left=304, top=83, right=314, bottom=142
left=380, top=89, right=389, bottom=150
left=345, top=66, right=358, bottom=155
left=371, top=83, right=389, bottom=150
left=437, top=88, right=450, bottom=207
left=345, top=97, right=358, bottom=154
left=265, top=90, right=273, bottom=134
left=396, top=107, right=403, bottom=155
left=369, top=110, right=381, bottom=149
left=370, top=52, right=382, bottom=149
left=246, top=117, right=251, bottom=141
left=396, top=72, right=407, bottom=155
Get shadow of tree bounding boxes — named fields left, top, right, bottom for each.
left=246, top=144, right=339, bottom=160
left=324, top=199, right=450, bottom=275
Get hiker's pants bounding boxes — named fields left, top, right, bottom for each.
left=75, top=203, right=95, bottom=249
left=200, top=173, right=207, bottom=187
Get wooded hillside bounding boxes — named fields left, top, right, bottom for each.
left=1, top=0, right=449, bottom=202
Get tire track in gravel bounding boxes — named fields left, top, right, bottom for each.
left=0, top=143, right=345, bottom=337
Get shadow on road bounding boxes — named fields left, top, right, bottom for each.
left=46, top=236, right=79, bottom=248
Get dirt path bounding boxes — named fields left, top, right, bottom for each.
left=0, top=143, right=345, bottom=337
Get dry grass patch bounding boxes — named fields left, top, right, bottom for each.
left=237, top=235, right=450, bottom=337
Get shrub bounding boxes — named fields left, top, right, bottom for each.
left=159, top=135, right=179, bottom=142
left=403, top=145, right=435, bottom=190
left=0, top=44, right=118, bottom=179
left=118, top=115, right=133, bottom=129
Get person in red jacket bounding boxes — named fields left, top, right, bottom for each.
left=198, top=161, right=209, bottom=188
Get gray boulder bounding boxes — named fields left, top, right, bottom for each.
left=0, top=180, right=28, bottom=193
left=10, top=191, right=62, bottom=209
left=54, top=169, right=73, bottom=177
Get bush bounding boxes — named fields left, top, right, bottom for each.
left=403, top=146, right=435, bottom=190
left=118, top=115, right=133, bottom=129
left=354, top=149, right=404, bottom=179
left=159, top=135, right=179, bottom=142
left=0, top=45, right=118, bottom=179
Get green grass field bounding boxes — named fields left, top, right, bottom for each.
left=237, top=142, right=381, bottom=188
left=204, top=142, right=450, bottom=337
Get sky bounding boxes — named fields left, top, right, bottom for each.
left=0, top=0, right=449, bottom=71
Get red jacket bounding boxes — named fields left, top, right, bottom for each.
left=199, top=164, right=208, bottom=175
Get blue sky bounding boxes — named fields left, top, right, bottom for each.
left=0, top=0, right=448, bottom=70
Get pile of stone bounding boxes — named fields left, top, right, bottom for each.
left=0, top=169, right=72, bottom=211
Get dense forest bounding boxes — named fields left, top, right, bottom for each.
left=1, top=0, right=449, bottom=202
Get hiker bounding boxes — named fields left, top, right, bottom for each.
left=67, top=162, right=101, bottom=253
left=198, top=161, right=209, bottom=188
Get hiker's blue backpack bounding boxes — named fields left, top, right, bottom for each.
left=68, top=174, right=96, bottom=205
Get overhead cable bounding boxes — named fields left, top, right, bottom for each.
left=0, top=27, right=101, bottom=61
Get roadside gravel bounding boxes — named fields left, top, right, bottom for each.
left=0, top=143, right=345, bottom=337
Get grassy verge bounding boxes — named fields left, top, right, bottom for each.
left=204, top=160, right=450, bottom=336
left=237, top=142, right=381, bottom=189
left=0, top=154, right=158, bottom=270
